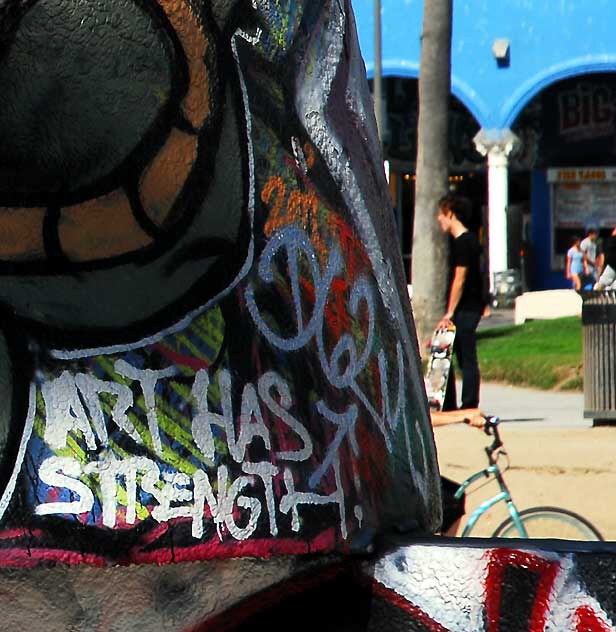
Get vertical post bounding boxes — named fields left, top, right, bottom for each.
left=411, top=0, right=452, bottom=346
left=487, top=147, right=509, bottom=287
left=473, top=128, right=520, bottom=293
left=373, top=0, right=383, bottom=140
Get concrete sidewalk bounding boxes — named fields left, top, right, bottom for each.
left=477, top=381, right=588, bottom=428
left=477, top=307, right=515, bottom=330
left=473, top=308, right=588, bottom=427
left=434, top=306, right=591, bottom=428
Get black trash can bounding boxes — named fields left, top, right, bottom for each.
left=581, top=290, right=616, bottom=426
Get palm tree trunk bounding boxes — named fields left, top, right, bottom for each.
left=411, top=0, right=452, bottom=349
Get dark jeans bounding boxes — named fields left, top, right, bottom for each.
left=443, top=309, right=482, bottom=410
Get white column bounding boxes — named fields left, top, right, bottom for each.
left=473, top=128, right=521, bottom=293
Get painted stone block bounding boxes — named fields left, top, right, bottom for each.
left=0, top=0, right=440, bottom=565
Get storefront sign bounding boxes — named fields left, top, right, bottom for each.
left=558, top=83, right=615, bottom=141
left=547, top=167, right=616, bottom=182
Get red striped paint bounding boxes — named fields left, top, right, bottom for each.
left=575, top=605, right=613, bottom=632
left=484, top=549, right=559, bottom=632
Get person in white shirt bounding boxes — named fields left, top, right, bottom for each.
left=580, top=227, right=600, bottom=287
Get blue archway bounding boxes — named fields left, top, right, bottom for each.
left=365, top=62, right=487, bottom=129
left=503, top=58, right=616, bottom=128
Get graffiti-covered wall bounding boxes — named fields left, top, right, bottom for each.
left=5, top=2, right=615, bottom=632
left=206, top=542, right=616, bottom=631
left=2, top=541, right=616, bottom=630
left=0, top=0, right=441, bottom=566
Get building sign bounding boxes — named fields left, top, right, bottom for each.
left=549, top=166, right=616, bottom=269
left=558, top=83, right=616, bottom=142
left=513, top=74, right=616, bottom=168
left=547, top=167, right=616, bottom=183
left=549, top=167, right=616, bottom=230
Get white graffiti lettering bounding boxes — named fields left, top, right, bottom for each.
left=74, top=373, right=139, bottom=445
left=34, top=454, right=347, bottom=541
left=36, top=456, right=95, bottom=517
left=114, top=360, right=177, bottom=457
left=191, top=368, right=236, bottom=462
left=42, top=372, right=98, bottom=451
left=34, top=364, right=358, bottom=539
left=257, top=371, right=313, bottom=461
left=33, top=226, right=417, bottom=542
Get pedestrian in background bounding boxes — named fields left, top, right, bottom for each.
left=436, top=194, right=486, bottom=411
left=580, top=226, right=600, bottom=289
left=566, top=235, right=586, bottom=291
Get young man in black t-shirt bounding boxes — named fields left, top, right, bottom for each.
left=436, top=194, right=486, bottom=410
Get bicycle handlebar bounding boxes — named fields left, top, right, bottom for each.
left=483, top=415, right=500, bottom=435
left=483, top=415, right=503, bottom=457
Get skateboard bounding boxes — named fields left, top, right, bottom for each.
left=424, top=323, right=456, bottom=411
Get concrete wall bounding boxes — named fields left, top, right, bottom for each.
left=0, top=0, right=440, bottom=565
left=0, top=0, right=615, bottom=630
left=2, top=541, right=616, bottom=630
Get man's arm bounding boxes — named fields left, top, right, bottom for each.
left=431, top=408, right=484, bottom=427
left=438, top=266, right=467, bottom=327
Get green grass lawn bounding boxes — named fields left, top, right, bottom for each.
left=475, top=316, right=583, bottom=391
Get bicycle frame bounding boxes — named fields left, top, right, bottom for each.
left=454, top=424, right=530, bottom=538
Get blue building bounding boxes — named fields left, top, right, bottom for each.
left=353, top=0, right=616, bottom=290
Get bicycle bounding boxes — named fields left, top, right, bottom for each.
left=454, top=416, right=604, bottom=540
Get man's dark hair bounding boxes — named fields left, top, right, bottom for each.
left=438, top=193, right=473, bottom=227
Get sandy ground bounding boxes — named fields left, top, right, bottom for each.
left=434, top=423, right=616, bottom=540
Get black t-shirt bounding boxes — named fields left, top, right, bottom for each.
left=451, top=231, right=485, bottom=313
left=605, top=234, right=616, bottom=270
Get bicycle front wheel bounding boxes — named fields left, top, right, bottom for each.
left=492, top=506, right=603, bottom=541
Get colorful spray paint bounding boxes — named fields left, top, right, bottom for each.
left=0, top=0, right=439, bottom=565
left=1, top=2, right=615, bottom=631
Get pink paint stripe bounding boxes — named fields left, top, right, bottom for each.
left=153, top=343, right=211, bottom=371
left=139, top=521, right=170, bottom=547
left=0, top=526, right=342, bottom=568
left=130, top=529, right=339, bottom=565
left=0, top=548, right=108, bottom=567
left=0, top=528, right=45, bottom=540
